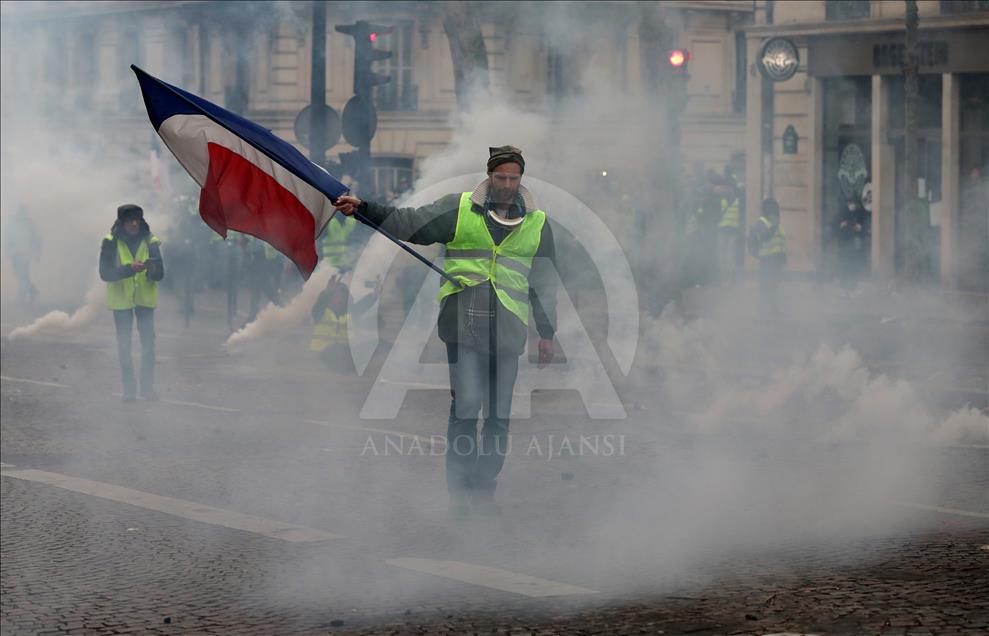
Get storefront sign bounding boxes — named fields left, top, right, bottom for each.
left=759, top=37, right=800, bottom=82
left=808, top=28, right=988, bottom=76
left=872, top=41, right=949, bottom=69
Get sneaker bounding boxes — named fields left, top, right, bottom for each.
left=122, top=393, right=137, bottom=403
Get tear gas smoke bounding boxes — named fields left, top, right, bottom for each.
left=225, top=263, right=336, bottom=351
left=8, top=280, right=105, bottom=340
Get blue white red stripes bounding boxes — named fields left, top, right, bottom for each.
left=132, top=65, right=348, bottom=278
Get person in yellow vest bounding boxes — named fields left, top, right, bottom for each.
left=333, top=146, right=557, bottom=518
left=320, top=214, right=358, bottom=271
left=715, top=174, right=741, bottom=285
left=99, top=204, right=165, bottom=402
left=309, top=275, right=380, bottom=372
left=747, top=198, right=786, bottom=317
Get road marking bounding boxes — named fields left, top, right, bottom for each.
left=159, top=398, right=240, bottom=413
left=303, top=419, right=445, bottom=447
left=894, top=501, right=989, bottom=519
left=0, top=375, right=70, bottom=389
left=386, top=558, right=597, bottom=597
left=0, top=468, right=342, bottom=542
left=109, top=393, right=241, bottom=413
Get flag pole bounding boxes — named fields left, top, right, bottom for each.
left=345, top=207, right=461, bottom=287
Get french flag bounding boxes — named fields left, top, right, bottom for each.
left=132, top=65, right=348, bottom=279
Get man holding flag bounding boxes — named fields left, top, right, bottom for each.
left=133, top=68, right=556, bottom=516
left=334, top=146, right=558, bottom=518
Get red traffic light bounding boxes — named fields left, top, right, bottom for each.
left=369, top=32, right=377, bottom=42
left=668, top=49, right=689, bottom=67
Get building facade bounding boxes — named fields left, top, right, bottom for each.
left=743, top=0, right=988, bottom=288
left=1, top=1, right=986, bottom=288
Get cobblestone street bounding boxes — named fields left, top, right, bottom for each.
left=2, top=289, right=987, bottom=635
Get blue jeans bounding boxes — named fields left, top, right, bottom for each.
left=113, top=307, right=155, bottom=398
left=446, top=343, right=519, bottom=496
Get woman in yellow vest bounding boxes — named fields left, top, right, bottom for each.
left=99, top=204, right=164, bottom=402
left=333, top=146, right=558, bottom=518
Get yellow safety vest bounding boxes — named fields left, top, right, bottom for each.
left=310, top=307, right=349, bottom=352
left=105, top=234, right=160, bottom=310
left=757, top=217, right=785, bottom=258
left=322, top=216, right=357, bottom=268
left=437, top=192, right=545, bottom=326
left=718, top=197, right=740, bottom=229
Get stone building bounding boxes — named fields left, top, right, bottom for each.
left=1, top=0, right=986, bottom=288
left=743, top=0, right=988, bottom=288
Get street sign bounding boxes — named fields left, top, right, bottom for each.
left=341, top=95, right=377, bottom=147
left=293, top=103, right=341, bottom=150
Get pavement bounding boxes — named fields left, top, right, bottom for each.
left=1, top=283, right=987, bottom=635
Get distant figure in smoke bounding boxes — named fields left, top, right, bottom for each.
left=715, top=173, right=742, bottom=285
left=247, top=237, right=283, bottom=322
left=309, top=275, right=380, bottom=372
left=168, top=193, right=210, bottom=327
left=683, top=171, right=723, bottom=287
left=333, top=146, right=558, bottom=519
left=831, top=196, right=870, bottom=294
left=4, top=207, right=41, bottom=303
left=748, top=198, right=786, bottom=317
left=99, top=204, right=165, bottom=402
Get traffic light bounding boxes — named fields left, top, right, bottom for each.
left=335, top=21, right=394, bottom=97
left=667, top=49, right=690, bottom=77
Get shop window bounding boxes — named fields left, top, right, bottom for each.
left=940, top=1, right=989, bottom=13
left=957, top=73, right=989, bottom=291
left=822, top=76, right=873, bottom=277
left=888, top=75, right=944, bottom=131
left=375, top=21, right=417, bottom=112
left=826, top=1, right=870, bottom=19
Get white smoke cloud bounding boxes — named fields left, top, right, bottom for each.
left=644, top=311, right=989, bottom=446
left=8, top=279, right=105, bottom=340
left=225, top=263, right=336, bottom=351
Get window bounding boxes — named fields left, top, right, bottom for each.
left=375, top=21, right=416, bottom=112
left=547, top=47, right=581, bottom=102
left=940, top=0, right=989, bottom=13
left=43, top=30, right=67, bottom=114
left=119, top=21, right=142, bottom=112
left=371, top=157, right=414, bottom=202
left=826, top=0, right=870, bottom=20
left=733, top=31, right=746, bottom=114
left=73, top=31, right=96, bottom=110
